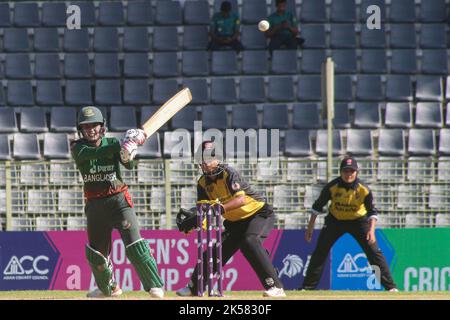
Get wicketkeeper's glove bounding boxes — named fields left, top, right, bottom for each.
left=176, top=207, right=198, bottom=234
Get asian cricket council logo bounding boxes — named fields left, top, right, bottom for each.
left=3, top=255, right=50, bottom=281
left=278, top=254, right=305, bottom=278
left=337, top=253, right=381, bottom=289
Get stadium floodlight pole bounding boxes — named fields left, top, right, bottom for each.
left=323, top=57, right=335, bottom=181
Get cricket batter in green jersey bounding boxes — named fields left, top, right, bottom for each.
left=71, top=106, right=164, bottom=298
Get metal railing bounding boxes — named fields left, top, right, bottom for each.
left=1, top=158, right=449, bottom=231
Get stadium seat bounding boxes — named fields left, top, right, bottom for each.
left=49, top=161, right=80, bottom=186
left=284, top=130, right=313, bottom=157
left=64, top=53, right=91, bottom=78
left=333, top=103, right=351, bottom=129
left=330, top=0, right=356, bottom=22
left=50, top=107, right=77, bottom=132
left=20, top=108, right=48, bottom=133
left=376, top=155, right=405, bottom=183
left=390, top=50, right=417, bottom=74
left=419, top=0, right=447, bottom=22
left=127, top=0, right=153, bottom=26
left=141, top=106, right=168, bottom=131
left=267, top=76, right=295, bottom=102
left=35, top=53, right=61, bottom=79
left=408, top=129, right=436, bottom=156
left=4, top=28, right=29, bottom=52
left=201, top=105, right=228, bottom=130
left=5, top=53, right=32, bottom=79
left=273, top=185, right=299, bottom=211
left=110, top=106, right=137, bottom=131
left=182, top=51, right=209, bottom=77
left=242, top=50, right=269, bottom=75
left=330, top=24, right=356, bottom=49
left=355, top=75, right=383, bottom=101
left=155, top=0, right=182, bottom=25
left=98, top=1, right=124, bottom=26
left=10, top=218, right=33, bottom=231
left=7, top=80, right=34, bottom=106
left=231, top=105, right=258, bottom=130
left=389, top=24, right=416, bottom=49
left=271, top=50, right=298, bottom=74
left=63, top=29, right=90, bottom=52
left=184, top=0, right=210, bottom=25
left=334, top=75, right=353, bottom=102
left=13, top=133, right=41, bottom=160
left=210, top=78, right=237, bottom=104
left=94, top=53, right=120, bottom=78
left=360, top=0, right=386, bottom=22
left=421, top=50, right=448, bottom=75
left=360, top=50, right=387, bottom=74
left=182, top=26, right=209, bottom=50
left=0, top=85, right=4, bottom=106
left=153, top=26, right=179, bottom=51
left=43, top=133, right=70, bottom=159
left=182, top=78, right=209, bottom=105
left=446, top=103, right=450, bottom=127
left=0, top=3, right=11, bottom=27
left=124, top=79, right=150, bottom=105
left=211, top=51, right=238, bottom=76
left=65, top=79, right=93, bottom=106
left=137, top=132, right=162, bottom=159
left=123, top=27, right=150, bottom=52
left=439, top=129, right=450, bottom=156
left=13, top=2, right=39, bottom=27
left=70, top=1, right=96, bottom=26
left=34, top=28, right=59, bottom=52
left=94, top=28, right=119, bottom=52
left=0, top=108, right=18, bottom=133
left=420, top=24, right=447, bottom=49
left=429, top=184, right=449, bottom=209
left=300, top=50, right=326, bottom=74
left=315, top=130, right=343, bottom=156
left=123, top=53, right=150, bottom=78
left=353, top=103, right=381, bottom=128
left=415, top=103, right=443, bottom=128
left=293, top=103, right=321, bottom=130
left=262, top=104, right=289, bottom=130
left=407, top=156, right=435, bottom=182
left=300, top=25, right=326, bottom=49
left=241, top=25, right=267, bottom=50
left=95, top=80, right=122, bottom=105
left=385, top=75, right=413, bottom=102
left=242, top=0, right=267, bottom=24
left=179, top=187, right=196, bottom=209
left=163, top=131, right=192, bottom=159
left=60, top=191, right=84, bottom=216
left=239, top=77, right=266, bottom=103
left=36, top=80, right=63, bottom=106
left=378, top=129, right=405, bottom=156
left=152, top=79, right=178, bottom=105
left=346, top=129, right=373, bottom=156
left=42, top=2, right=66, bottom=27
left=28, top=192, right=56, bottom=215
left=149, top=187, right=165, bottom=211
left=300, top=0, right=326, bottom=22
left=171, top=106, right=197, bottom=131
left=438, top=157, right=450, bottom=182
left=415, top=76, right=443, bottom=102
left=331, top=50, right=357, bottom=74
left=360, top=26, right=386, bottom=49
left=297, top=75, right=321, bottom=101
left=389, top=0, right=415, bottom=22
left=385, top=103, right=413, bottom=128
left=152, top=52, right=179, bottom=78
left=435, top=214, right=450, bottom=227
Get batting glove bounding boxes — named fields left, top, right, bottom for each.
left=120, top=139, right=138, bottom=163
left=124, top=129, right=147, bottom=146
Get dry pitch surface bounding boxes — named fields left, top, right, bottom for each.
left=0, top=290, right=449, bottom=300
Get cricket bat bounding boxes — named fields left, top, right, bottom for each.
left=142, top=87, right=192, bottom=138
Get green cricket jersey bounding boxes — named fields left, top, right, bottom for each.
left=71, top=137, right=136, bottom=199
left=267, top=11, right=297, bottom=36
left=210, top=12, right=240, bottom=37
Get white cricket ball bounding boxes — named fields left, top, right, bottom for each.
left=258, top=20, right=270, bottom=32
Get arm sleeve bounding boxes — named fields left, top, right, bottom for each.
left=311, top=185, right=331, bottom=214
left=197, top=184, right=208, bottom=201
left=364, top=190, right=378, bottom=220
left=71, top=140, right=121, bottom=164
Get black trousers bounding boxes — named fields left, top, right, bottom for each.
left=188, top=204, right=283, bottom=293
left=268, top=33, right=305, bottom=52
left=302, top=214, right=397, bottom=290
left=208, top=38, right=244, bottom=52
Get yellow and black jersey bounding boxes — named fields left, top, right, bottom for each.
left=197, top=165, right=265, bottom=222
left=312, top=177, right=377, bottom=221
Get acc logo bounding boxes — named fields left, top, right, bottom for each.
left=278, top=254, right=304, bottom=278
left=337, top=253, right=371, bottom=274
left=3, top=255, right=50, bottom=276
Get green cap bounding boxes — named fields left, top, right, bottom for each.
left=77, top=106, right=105, bottom=128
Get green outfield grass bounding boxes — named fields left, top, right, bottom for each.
left=0, top=290, right=449, bottom=300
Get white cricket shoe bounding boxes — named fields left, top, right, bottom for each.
left=149, top=287, right=165, bottom=298
left=263, top=287, right=286, bottom=298
left=389, top=288, right=399, bottom=292
left=86, top=286, right=123, bottom=298
left=176, top=286, right=195, bottom=297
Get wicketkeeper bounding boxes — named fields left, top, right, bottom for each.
left=71, top=106, right=164, bottom=298
left=176, top=141, right=286, bottom=298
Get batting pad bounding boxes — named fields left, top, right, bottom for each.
left=126, top=239, right=164, bottom=291
left=85, top=245, right=115, bottom=296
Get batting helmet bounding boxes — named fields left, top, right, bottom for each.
left=77, top=106, right=105, bottom=129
